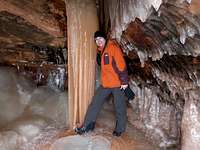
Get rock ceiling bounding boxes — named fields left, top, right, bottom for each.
left=0, top=0, right=67, bottom=66
left=0, top=0, right=66, bottom=47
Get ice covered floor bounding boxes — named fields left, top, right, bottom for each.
left=48, top=106, right=159, bottom=150
left=45, top=101, right=159, bottom=150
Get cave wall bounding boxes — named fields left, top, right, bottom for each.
left=98, top=0, right=200, bottom=149
left=0, top=0, right=67, bottom=89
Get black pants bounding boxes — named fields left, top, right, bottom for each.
left=83, top=86, right=127, bottom=132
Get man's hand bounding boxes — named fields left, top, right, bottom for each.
left=120, top=84, right=128, bottom=90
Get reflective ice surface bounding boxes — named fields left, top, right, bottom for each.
left=52, top=135, right=110, bottom=150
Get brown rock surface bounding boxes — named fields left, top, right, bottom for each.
left=0, top=0, right=66, bottom=52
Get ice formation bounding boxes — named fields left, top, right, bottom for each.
left=105, top=0, right=164, bottom=40
left=0, top=67, right=67, bottom=149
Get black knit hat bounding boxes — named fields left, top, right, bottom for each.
left=94, top=31, right=106, bottom=39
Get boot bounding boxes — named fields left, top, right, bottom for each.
left=112, top=130, right=122, bottom=137
left=75, top=122, right=95, bottom=135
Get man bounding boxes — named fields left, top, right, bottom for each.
left=75, top=31, right=129, bottom=137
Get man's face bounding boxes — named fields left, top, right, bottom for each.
left=95, top=37, right=106, bottom=48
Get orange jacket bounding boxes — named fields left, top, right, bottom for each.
left=99, top=40, right=128, bottom=88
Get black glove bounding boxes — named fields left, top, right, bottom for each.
left=123, top=86, right=135, bottom=101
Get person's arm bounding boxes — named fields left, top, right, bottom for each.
left=112, top=44, right=129, bottom=87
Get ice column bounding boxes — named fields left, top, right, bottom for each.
left=66, top=0, right=98, bottom=128
left=182, top=90, right=200, bottom=150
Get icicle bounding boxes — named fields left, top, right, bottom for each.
left=186, top=25, right=196, bottom=38
left=178, top=25, right=187, bottom=44
left=152, top=0, right=163, bottom=11
left=186, top=0, right=192, bottom=4
left=46, top=66, right=66, bottom=91
left=106, top=0, right=163, bottom=40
